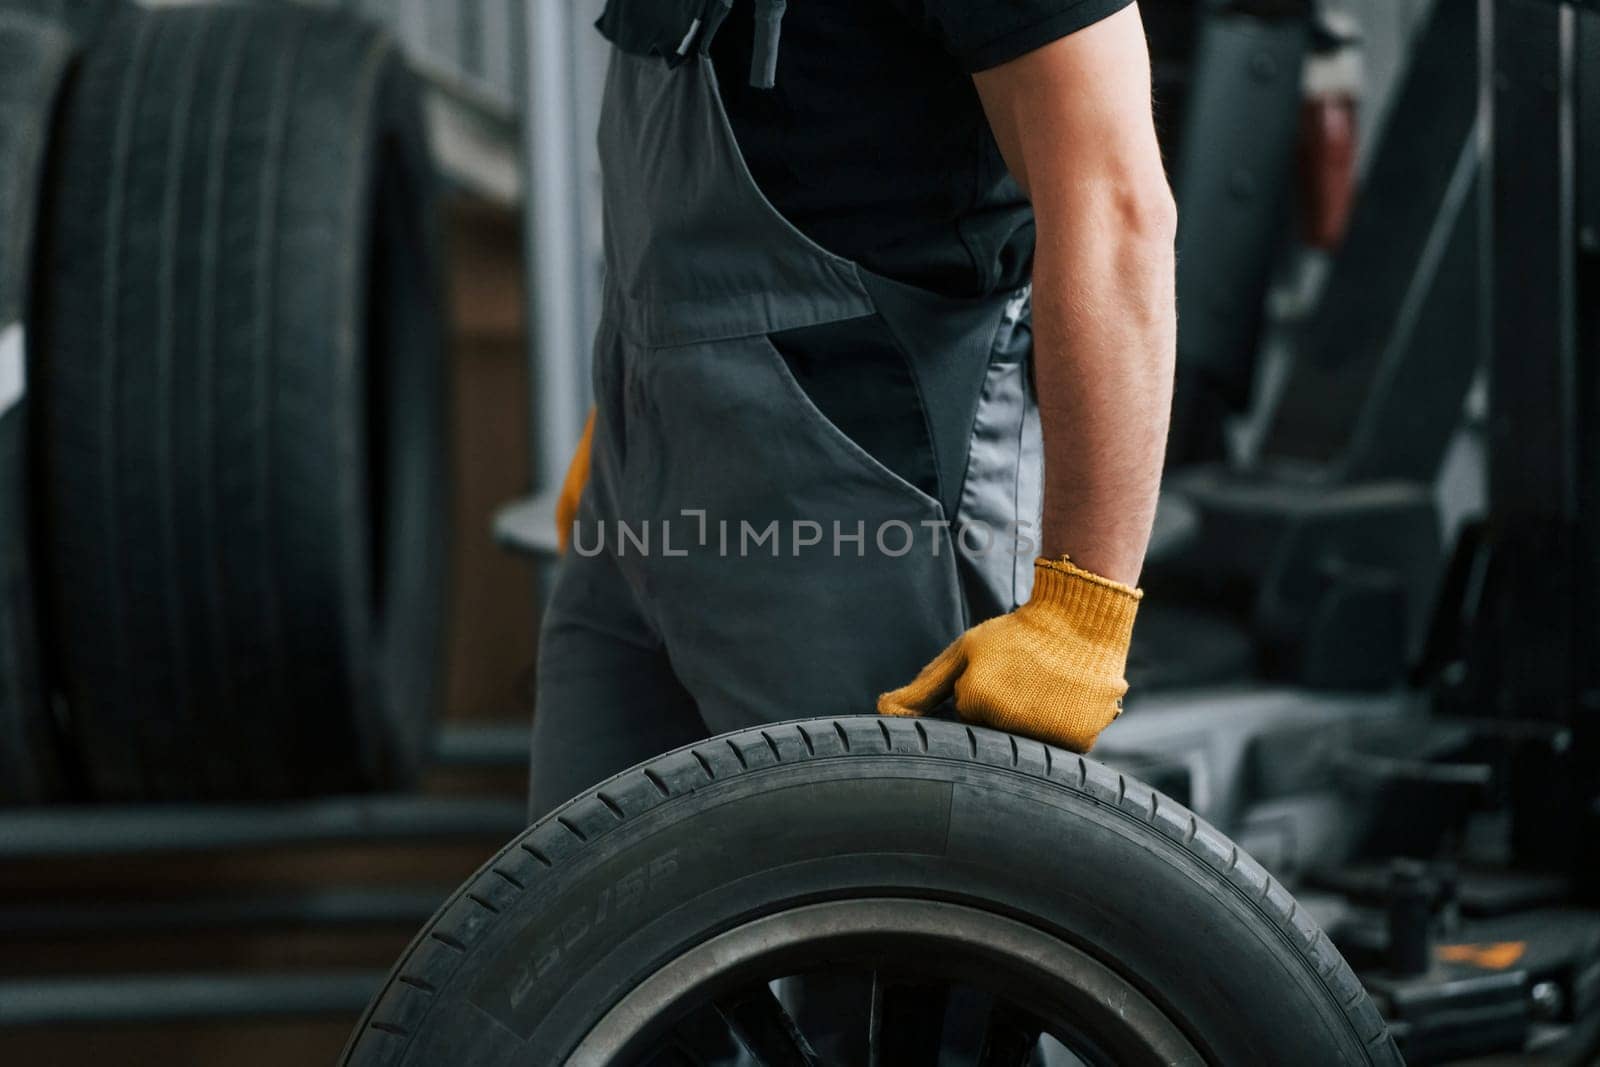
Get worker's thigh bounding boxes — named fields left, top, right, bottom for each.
left=528, top=545, right=707, bottom=821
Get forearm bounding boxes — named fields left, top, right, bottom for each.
left=885, top=3, right=1171, bottom=746
left=1031, top=194, right=1176, bottom=584
left=972, top=3, right=1177, bottom=586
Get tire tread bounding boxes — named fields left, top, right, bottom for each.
left=31, top=2, right=447, bottom=800
left=341, top=717, right=1403, bottom=1066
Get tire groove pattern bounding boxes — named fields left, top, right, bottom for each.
left=195, top=12, right=250, bottom=783
left=252, top=18, right=297, bottom=779
left=98, top=13, right=152, bottom=795
left=154, top=8, right=205, bottom=792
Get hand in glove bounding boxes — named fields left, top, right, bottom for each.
left=878, top=557, right=1141, bottom=752
left=555, top=409, right=596, bottom=554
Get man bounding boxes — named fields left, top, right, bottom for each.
left=531, top=0, right=1176, bottom=818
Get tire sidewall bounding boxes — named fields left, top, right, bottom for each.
left=395, top=754, right=1374, bottom=1066
left=346, top=51, right=451, bottom=789
left=0, top=10, right=76, bottom=803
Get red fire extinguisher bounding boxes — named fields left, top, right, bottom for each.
left=1299, top=10, right=1362, bottom=250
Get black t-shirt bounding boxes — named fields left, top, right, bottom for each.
left=709, top=0, right=1134, bottom=298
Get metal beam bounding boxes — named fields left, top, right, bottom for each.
left=432, top=722, right=532, bottom=768
left=0, top=972, right=384, bottom=1027
left=515, top=0, right=590, bottom=489
left=0, top=887, right=449, bottom=937
left=0, top=795, right=525, bottom=859
left=1477, top=0, right=1600, bottom=874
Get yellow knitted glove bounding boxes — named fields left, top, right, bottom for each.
left=555, top=408, right=596, bottom=554
left=878, top=557, right=1142, bottom=752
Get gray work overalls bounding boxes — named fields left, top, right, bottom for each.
left=530, top=0, right=1042, bottom=817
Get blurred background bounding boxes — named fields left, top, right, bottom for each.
left=1, top=0, right=1597, bottom=1063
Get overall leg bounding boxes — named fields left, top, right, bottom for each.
left=528, top=541, right=707, bottom=821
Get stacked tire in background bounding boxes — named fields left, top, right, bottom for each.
left=0, top=0, right=451, bottom=802
left=0, top=9, right=74, bottom=803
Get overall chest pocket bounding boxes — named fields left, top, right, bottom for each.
left=595, top=0, right=728, bottom=65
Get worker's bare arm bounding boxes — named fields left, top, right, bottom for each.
left=974, top=4, right=1176, bottom=586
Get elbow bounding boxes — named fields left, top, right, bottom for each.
left=1033, top=164, right=1176, bottom=250
left=1104, top=178, right=1176, bottom=329
left=1112, top=177, right=1177, bottom=248
left=1034, top=170, right=1177, bottom=324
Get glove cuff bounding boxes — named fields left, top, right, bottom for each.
left=1029, top=557, right=1142, bottom=653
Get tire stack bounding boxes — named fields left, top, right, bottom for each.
left=0, top=8, right=75, bottom=803
left=0, top=0, right=451, bottom=802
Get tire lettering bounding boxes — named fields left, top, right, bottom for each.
left=505, top=848, right=681, bottom=1009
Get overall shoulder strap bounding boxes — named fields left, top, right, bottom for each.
left=594, top=0, right=713, bottom=66
left=595, top=0, right=787, bottom=89
left=747, top=0, right=787, bottom=89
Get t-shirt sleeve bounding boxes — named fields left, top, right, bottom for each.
left=888, top=0, right=1137, bottom=73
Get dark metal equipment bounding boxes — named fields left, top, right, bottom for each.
left=1390, top=0, right=1600, bottom=889
left=1262, top=0, right=1486, bottom=484
left=1132, top=0, right=1600, bottom=1061
left=1475, top=0, right=1600, bottom=881
left=1150, top=0, right=1493, bottom=694
left=1305, top=1, right=1600, bottom=1061
left=1169, top=2, right=1311, bottom=465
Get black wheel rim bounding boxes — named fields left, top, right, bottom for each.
left=569, top=898, right=1205, bottom=1066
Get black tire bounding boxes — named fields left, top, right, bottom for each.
left=0, top=10, right=75, bottom=804
left=0, top=0, right=121, bottom=40
left=30, top=2, right=450, bottom=800
left=342, top=717, right=1403, bottom=1066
